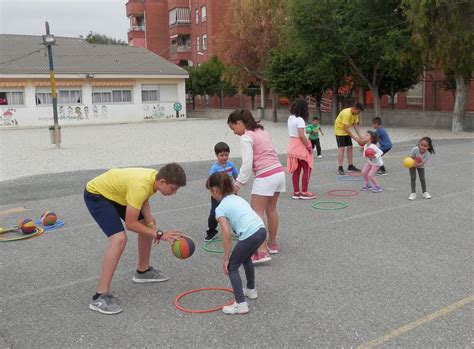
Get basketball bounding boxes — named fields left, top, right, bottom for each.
left=364, top=148, right=375, bottom=157
left=41, top=211, right=57, bottom=226
left=403, top=157, right=416, bottom=169
left=172, top=236, right=195, bottom=259
left=19, top=218, right=36, bottom=235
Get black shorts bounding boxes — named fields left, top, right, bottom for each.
left=83, top=190, right=144, bottom=237
left=336, top=135, right=352, bottom=148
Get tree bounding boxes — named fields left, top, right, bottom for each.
left=83, top=31, right=127, bottom=45
left=285, top=0, right=421, bottom=118
left=185, top=57, right=234, bottom=109
left=402, top=0, right=474, bottom=131
left=217, top=0, right=284, bottom=120
left=284, top=0, right=355, bottom=117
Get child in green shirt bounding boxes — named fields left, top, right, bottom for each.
left=306, top=116, right=324, bottom=158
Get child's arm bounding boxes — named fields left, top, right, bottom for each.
left=305, top=125, right=312, bottom=134
left=217, top=216, right=232, bottom=275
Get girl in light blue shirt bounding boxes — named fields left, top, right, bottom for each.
left=206, top=172, right=267, bottom=315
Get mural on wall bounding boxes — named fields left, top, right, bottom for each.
left=143, top=103, right=185, bottom=120
left=39, top=105, right=108, bottom=122
left=1, top=109, right=19, bottom=126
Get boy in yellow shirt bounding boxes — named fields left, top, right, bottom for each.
left=334, top=102, right=364, bottom=175
left=84, top=163, right=186, bottom=315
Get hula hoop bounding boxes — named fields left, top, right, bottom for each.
left=337, top=175, right=363, bottom=181
left=202, top=235, right=239, bottom=254
left=311, top=201, right=348, bottom=210
left=0, top=227, right=44, bottom=242
left=174, top=287, right=234, bottom=313
left=34, top=220, right=65, bottom=231
left=327, top=189, right=359, bottom=197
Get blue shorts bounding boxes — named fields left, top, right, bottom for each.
left=83, top=189, right=144, bottom=237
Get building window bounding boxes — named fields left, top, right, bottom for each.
left=201, top=6, right=207, bottom=22
left=196, top=36, right=200, bottom=52
left=93, top=90, right=132, bottom=104
left=0, top=91, right=24, bottom=105
left=169, top=8, right=177, bottom=26
left=59, top=90, right=82, bottom=104
left=35, top=89, right=82, bottom=105
left=141, top=85, right=160, bottom=102
left=202, top=34, right=207, bottom=50
left=195, top=9, right=199, bottom=24
left=406, top=82, right=423, bottom=105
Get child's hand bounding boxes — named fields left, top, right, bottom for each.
left=223, top=260, right=229, bottom=275
left=161, top=230, right=182, bottom=244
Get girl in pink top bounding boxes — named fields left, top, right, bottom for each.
left=227, top=109, right=286, bottom=265
left=287, top=99, right=315, bottom=199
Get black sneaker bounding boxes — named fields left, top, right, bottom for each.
left=204, top=231, right=218, bottom=241
left=337, top=168, right=345, bottom=175
left=347, top=165, right=361, bottom=172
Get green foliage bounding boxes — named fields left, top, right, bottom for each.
left=84, top=31, right=127, bottom=45
left=283, top=0, right=422, bottom=115
left=265, top=48, right=326, bottom=100
left=185, top=57, right=234, bottom=97
left=402, top=0, right=474, bottom=81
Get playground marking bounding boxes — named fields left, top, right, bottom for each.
left=356, top=294, right=474, bottom=349
left=0, top=207, right=29, bottom=216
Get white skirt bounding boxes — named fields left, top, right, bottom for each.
left=251, top=171, right=286, bottom=196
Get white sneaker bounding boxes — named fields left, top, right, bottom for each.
left=408, top=193, right=417, bottom=201
left=423, top=192, right=431, bottom=199
left=222, top=301, right=249, bottom=315
left=317, top=155, right=323, bottom=158
left=243, top=288, right=258, bottom=300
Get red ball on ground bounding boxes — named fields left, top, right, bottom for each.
left=41, top=211, right=57, bottom=226
left=19, top=218, right=36, bottom=235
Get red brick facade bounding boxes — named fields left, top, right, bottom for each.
left=126, top=0, right=230, bottom=67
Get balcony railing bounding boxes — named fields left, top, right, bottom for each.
left=129, top=25, right=145, bottom=32
left=170, top=45, right=192, bottom=53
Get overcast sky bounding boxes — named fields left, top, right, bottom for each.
left=0, top=0, right=129, bottom=41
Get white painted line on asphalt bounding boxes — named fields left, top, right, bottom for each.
left=356, top=294, right=474, bottom=349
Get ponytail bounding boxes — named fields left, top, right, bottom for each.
left=227, top=109, right=264, bottom=131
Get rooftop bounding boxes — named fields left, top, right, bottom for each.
left=0, top=34, right=188, bottom=76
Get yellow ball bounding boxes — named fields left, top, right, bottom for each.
left=403, top=157, right=415, bottom=169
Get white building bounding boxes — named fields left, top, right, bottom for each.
left=0, top=34, right=188, bottom=127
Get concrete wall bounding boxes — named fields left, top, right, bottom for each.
left=1, top=79, right=187, bottom=127
left=188, top=107, right=474, bottom=131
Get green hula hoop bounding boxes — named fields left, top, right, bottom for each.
left=0, top=227, right=44, bottom=242
left=311, top=201, right=348, bottom=211
left=202, top=235, right=239, bottom=254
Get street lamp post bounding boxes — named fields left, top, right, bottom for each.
left=43, top=22, right=60, bottom=147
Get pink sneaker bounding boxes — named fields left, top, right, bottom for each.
left=251, top=251, right=272, bottom=264
left=300, top=192, right=316, bottom=200
left=267, top=243, right=279, bottom=254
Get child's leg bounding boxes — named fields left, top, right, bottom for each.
left=311, top=139, right=317, bottom=150
left=228, top=229, right=267, bottom=300
left=418, top=168, right=427, bottom=192
left=361, top=162, right=371, bottom=186
left=368, top=165, right=381, bottom=187
left=409, top=168, right=417, bottom=192
left=207, top=197, right=219, bottom=233
left=292, top=160, right=302, bottom=193
left=265, top=193, right=280, bottom=246
left=97, top=232, right=127, bottom=293
left=301, top=160, right=311, bottom=192
left=137, top=232, right=154, bottom=271
left=315, top=138, right=322, bottom=156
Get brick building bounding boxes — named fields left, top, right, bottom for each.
left=126, top=0, right=229, bottom=67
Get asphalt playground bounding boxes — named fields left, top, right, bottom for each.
left=0, top=136, right=472, bottom=348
